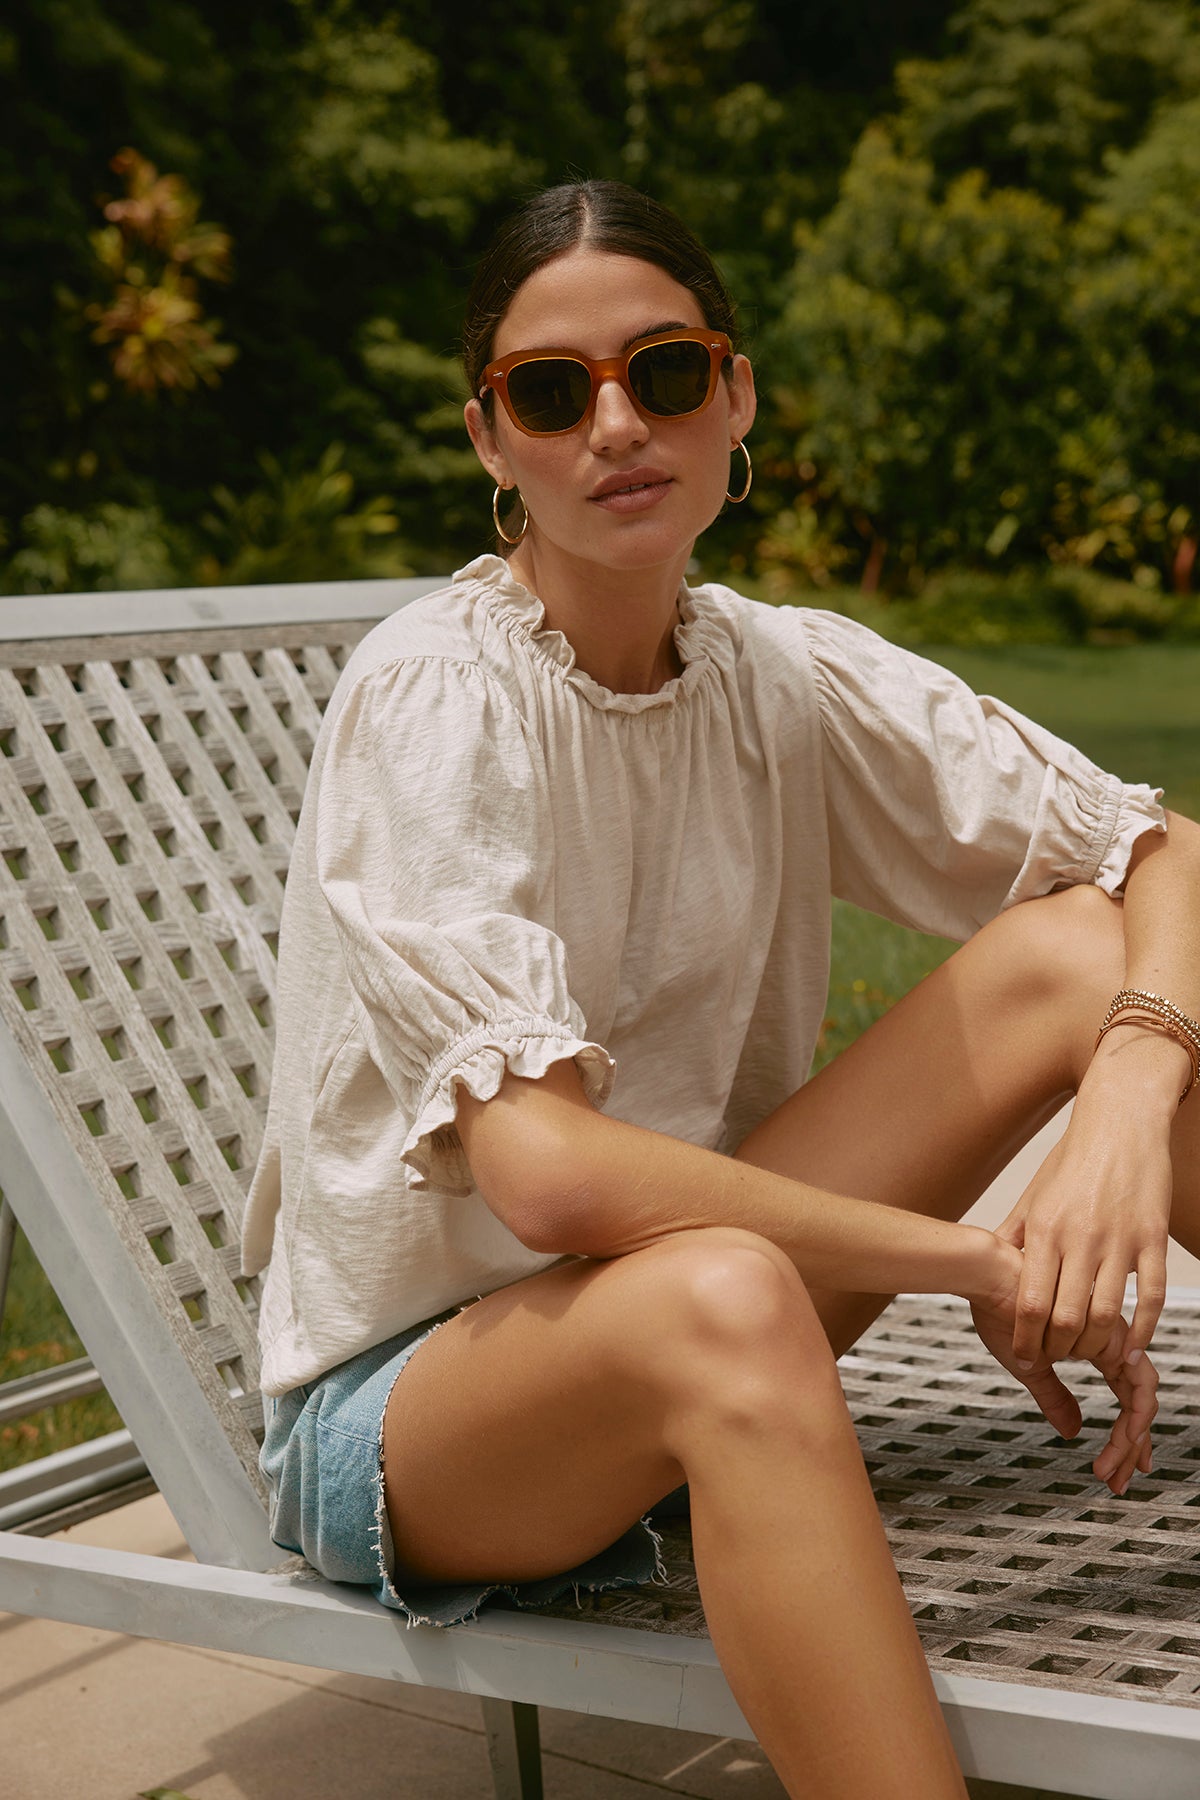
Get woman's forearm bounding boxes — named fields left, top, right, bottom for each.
left=1081, top=810, right=1200, bottom=1111
left=556, top=1110, right=1005, bottom=1298
left=461, top=1063, right=1007, bottom=1301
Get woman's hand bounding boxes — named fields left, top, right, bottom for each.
left=970, top=1238, right=1159, bottom=1496
left=993, top=1076, right=1174, bottom=1371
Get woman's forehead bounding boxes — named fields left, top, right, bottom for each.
left=493, top=249, right=706, bottom=357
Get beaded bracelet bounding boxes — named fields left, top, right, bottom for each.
left=1094, top=988, right=1200, bottom=1105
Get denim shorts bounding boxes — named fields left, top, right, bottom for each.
left=260, top=1304, right=685, bottom=1629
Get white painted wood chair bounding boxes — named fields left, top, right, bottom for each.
left=2, top=578, right=1199, bottom=1800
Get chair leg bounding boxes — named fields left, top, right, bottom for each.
left=480, top=1696, right=543, bottom=1800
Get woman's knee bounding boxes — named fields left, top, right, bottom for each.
left=618, top=1227, right=843, bottom=1418
left=980, top=884, right=1125, bottom=1015
left=662, top=1226, right=815, bottom=1337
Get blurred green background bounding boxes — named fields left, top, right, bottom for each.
left=2, top=0, right=1199, bottom=635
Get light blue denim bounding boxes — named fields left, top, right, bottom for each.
left=260, top=1304, right=684, bottom=1628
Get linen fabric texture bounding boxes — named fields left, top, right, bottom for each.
left=241, top=554, right=1165, bottom=1397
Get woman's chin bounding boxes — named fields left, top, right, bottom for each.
left=529, top=511, right=714, bottom=580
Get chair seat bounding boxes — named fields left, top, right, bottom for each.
left=532, top=1293, right=1200, bottom=1707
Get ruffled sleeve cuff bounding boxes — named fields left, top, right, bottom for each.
left=1090, top=780, right=1168, bottom=897
left=401, top=1015, right=617, bottom=1194
left=1002, top=761, right=1167, bottom=911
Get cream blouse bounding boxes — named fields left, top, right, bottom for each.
left=241, top=554, right=1165, bottom=1395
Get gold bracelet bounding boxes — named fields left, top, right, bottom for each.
left=1094, top=990, right=1200, bottom=1105
left=1101, top=988, right=1200, bottom=1048
left=1098, top=983, right=1200, bottom=1048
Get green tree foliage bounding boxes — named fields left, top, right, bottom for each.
left=84, top=147, right=237, bottom=395
left=4, top=503, right=189, bottom=594
left=766, top=0, right=1200, bottom=600
left=0, top=1, right=231, bottom=515
left=2, top=0, right=1196, bottom=619
left=1060, top=95, right=1200, bottom=587
left=195, top=443, right=407, bottom=586
left=256, top=3, right=529, bottom=558
left=895, top=0, right=1200, bottom=209
left=770, top=128, right=1072, bottom=587
left=0, top=0, right=527, bottom=580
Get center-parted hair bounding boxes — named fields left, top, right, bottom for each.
left=462, top=181, right=740, bottom=415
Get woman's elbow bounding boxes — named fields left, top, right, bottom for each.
left=457, top=1061, right=615, bottom=1254
left=485, top=1156, right=608, bottom=1256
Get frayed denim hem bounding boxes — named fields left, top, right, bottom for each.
left=373, top=1312, right=670, bottom=1630
left=382, top=1509, right=670, bottom=1632
left=262, top=1308, right=675, bottom=1631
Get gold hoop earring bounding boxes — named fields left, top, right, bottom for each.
left=492, top=485, right=529, bottom=546
left=726, top=442, right=753, bottom=504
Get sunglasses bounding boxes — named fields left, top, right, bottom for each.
left=480, top=328, right=733, bottom=437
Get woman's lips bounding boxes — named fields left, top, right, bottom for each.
left=588, top=469, right=674, bottom=514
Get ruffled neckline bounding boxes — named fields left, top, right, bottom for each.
left=453, top=553, right=717, bottom=714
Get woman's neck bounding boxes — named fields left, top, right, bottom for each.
left=506, top=540, right=690, bottom=696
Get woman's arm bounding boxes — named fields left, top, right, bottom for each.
left=1001, top=809, right=1200, bottom=1368
left=459, top=1059, right=1158, bottom=1485
left=459, top=1057, right=1009, bottom=1300
left=1105, top=807, right=1200, bottom=1068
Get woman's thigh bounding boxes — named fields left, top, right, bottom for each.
left=735, top=886, right=1129, bottom=1357
left=382, top=1225, right=831, bottom=1588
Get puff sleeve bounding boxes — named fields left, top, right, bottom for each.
left=800, top=610, right=1166, bottom=940
left=315, top=656, right=614, bottom=1193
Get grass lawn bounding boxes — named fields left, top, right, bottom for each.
left=2, top=641, right=1196, bottom=1469
left=0, top=1224, right=123, bottom=1471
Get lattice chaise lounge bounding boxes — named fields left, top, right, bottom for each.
left=1, top=578, right=1199, bottom=1800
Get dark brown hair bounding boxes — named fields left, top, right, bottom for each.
left=462, top=180, right=740, bottom=411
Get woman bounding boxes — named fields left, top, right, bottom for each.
left=242, top=180, right=1200, bottom=1799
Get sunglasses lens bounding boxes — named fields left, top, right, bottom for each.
left=629, top=340, right=713, bottom=417
left=505, top=358, right=592, bottom=432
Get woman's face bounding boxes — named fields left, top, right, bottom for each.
left=465, top=248, right=756, bottom=581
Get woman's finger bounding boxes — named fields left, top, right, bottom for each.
left=1094, top=1441, right=1134, bottom=1492
left=1044, top=1259, right=1096, bottom=1362
left=1094, top=1414, right=1149, bottom=1494
left=1126, top=1365, right=1160, bottom=1444
left=1109, top=1333, right=1160, bottom=1428
left=1123, top=1245, right=1168, bottom=1363
left=1115, top=1404, right=1158, bottom=1490
left=1020, top=1364, right=1082, bottom=1441
left=1069, top=1255, right=1132, bottom=1362
left=1092, top=1328, right=1159, bottom=1493
left=993, top=1205, right=1027, bottom=1249
left=1011, top=1242, right=1062, bottom=1368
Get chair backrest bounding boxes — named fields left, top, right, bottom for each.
left=0, top=577, right=441, bottom=1567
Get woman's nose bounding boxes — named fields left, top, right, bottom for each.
left=588, top=376, right=649, bottom=451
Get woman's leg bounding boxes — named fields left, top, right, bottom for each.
left=383, top=884, right=1196, bottom=1798
left=384, top=1227, right=967, bottom=1800
left=736, top=884, right=1200, bottom=1358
